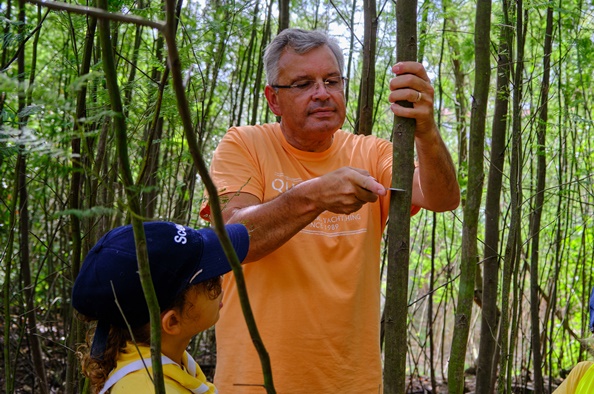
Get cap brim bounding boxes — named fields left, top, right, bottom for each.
left=190, top=224, right=249, bottom=284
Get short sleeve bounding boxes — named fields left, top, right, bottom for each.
left=200, top=127, right=265, bottom=221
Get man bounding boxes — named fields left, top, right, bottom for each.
left=200, top=28, right=459, bottom=393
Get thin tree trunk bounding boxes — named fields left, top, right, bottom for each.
left=96, top=0, right=166, bottom=391
left=16, top=0, right=49, bottom=391
left=430, top=6, right=445, bottom=391
left=65, top=12, right=97, bottom=394
left=417, top=1, right=429, bottom=62
left=142, top=17, right=168, bottom=218
left=475, top=1, right=512, bottom=392
left=173, top=164, right=197, bottom=223
left=383, top=1, right=417, bottom=392
left=197, top=7, right=232, bottom=148
left=528, top=4, right=554, bottom=393
left=3, top=2, right=15, bottom=392
left=236, top=0, right=260, bottom=126
left=356, top=0, right=377, bottom=136
left=429, top=212, right=438, bottom=393
left=1, top=0, right=12, bottom=68
left=278, top=0, right=289, bottom=32
left=448, top=1, right=491, bottom=393
left=122, top=1, right=144, bottom=115
left=443, top=10, right=468, bottom=202
left=498, top=1, right=525, bottom=392
left=344, top=0, right=357, bottom=105
left=17, top=151, right=50, bottom=394
left=251, top=0, right=272, bottom=125
left=547, top=50, right=569, bottom=392
left=3, top=133, right=19, bottom=394
left=138, top=44, right=169, bottom=218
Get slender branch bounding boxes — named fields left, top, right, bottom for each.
left=163, top=1, right=276, bottom=392
left=26, top=0, right=165, bottom=31
left=0, top=8, right=49, bottom=72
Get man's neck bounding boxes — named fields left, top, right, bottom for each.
left=279, top=123, right=336, bottom=152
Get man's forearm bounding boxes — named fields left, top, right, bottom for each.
left=415, top=128, right=460, bottom=211
left=224, top=180, right=325, bottom=263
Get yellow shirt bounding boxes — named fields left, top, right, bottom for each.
left=554, top=361, right=594, bottom=394
left=202, top=123, right=418, bottom=393
left=102, top=343, right=216, bottom=394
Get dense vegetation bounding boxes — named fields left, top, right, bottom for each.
left=1, top=0, right=593, bottom=392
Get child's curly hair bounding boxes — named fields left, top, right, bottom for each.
left=76, top=276, right=223, bottom=393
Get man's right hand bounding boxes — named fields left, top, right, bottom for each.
left=309, top=167, right=386, bottom=215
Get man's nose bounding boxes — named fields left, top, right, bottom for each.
left=311, top=81, right=331, bottom=98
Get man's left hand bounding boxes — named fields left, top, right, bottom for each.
left=388, top=61, right=436, bottom=139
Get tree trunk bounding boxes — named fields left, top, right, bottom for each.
left=443, top=10, right=468, bottom=202
left=475, top=1, right=512, bottom=392
left=236, top=0, right=260, bottom=126
left=498, top=1, right=525, bottom=392
left=1, top=0, right=12, bottom=68
left=96, top=0, right=166, bottom=391
left=447, top=1, right=491, bottom=393
left=65, top=12, right=97, bottom=394
left=383, top=1, right=417, bottom=392
left=344, top=0, right=357, bottom=105
left=278, top=0, right=289, bottom=32
left=251, top=0, right=272, bottom=125
left=528, top=4, right=554, bottom=393
left=16, top=1, right=49, bottom=391
left=356, top=0, right=377, bottom=136
left=417, top=1, right=429, bottom=62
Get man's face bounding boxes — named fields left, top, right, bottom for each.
left=265, top=45, right=346, bottom=151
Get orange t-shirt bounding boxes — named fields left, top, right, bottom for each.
left=200, top=123, right=419, bottom=393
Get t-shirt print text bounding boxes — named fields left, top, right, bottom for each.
left=271, top=172, right=302, bottom=193
left=303, top=212, right=367, bottom=237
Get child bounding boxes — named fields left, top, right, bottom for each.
left=72, top=221, right=250, bottom=393
left=553, top=287, right=594, bottom=393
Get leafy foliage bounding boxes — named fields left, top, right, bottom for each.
left=1, top=0, right=594, bottom=392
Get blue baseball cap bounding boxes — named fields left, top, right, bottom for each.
left=72, top=221, right=249, bottom=358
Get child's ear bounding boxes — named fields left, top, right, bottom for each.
left=161, top=309, right=182, bottom=335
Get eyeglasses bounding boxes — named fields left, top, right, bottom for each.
left=271, top=76, right=348, bottom=94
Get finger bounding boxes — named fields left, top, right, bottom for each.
left=392, top=62, right=430, bottom=82
left=360, top=176, right=386, bottom=196
left=390, top=75, right=432, bottom=97
left=390, top=101, right=433, bottom=120
left=390, top=89, right=423, bottom=104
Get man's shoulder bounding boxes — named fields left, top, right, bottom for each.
left=220, top=123, right=282, bottom=153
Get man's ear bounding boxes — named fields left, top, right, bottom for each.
left=264, top=85, right=282, bottom=116
left=161, top=309, right=182, bottom=336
